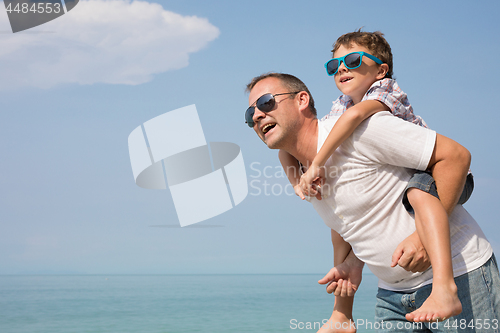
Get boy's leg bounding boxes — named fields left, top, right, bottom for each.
left=413, top=254, right=500, bottom=332
left=375, top=288, right=429, bottom=332
left=317, top=296, right=356, bottom=333
left=376, top=256, right=500, bottom=333
left=317, top=232, right=360, bottom=333
left=403, top=172, right=462, bottom=322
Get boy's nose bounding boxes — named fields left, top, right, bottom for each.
left=337, top=61, right=348, bottom=73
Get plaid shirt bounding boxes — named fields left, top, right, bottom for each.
left=322, top=78, right=428, bottom=128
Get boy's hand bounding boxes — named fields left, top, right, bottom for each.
left=293, top=184, right=306, bottom=200
left=299, top=164, right=325, bottom=200
left=318, top=254, right=363, bottom=297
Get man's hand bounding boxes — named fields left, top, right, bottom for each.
left=318, top=252, right=364, bottom=297
left=391, top=231, right=430, bottom=272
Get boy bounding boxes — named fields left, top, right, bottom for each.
left=279, top=30, right=473, bottom=323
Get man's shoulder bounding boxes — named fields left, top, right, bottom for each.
left=318, top=114, right=339, bottom=133
left=352, top=111, right=433, bottom=146
left=319, top=114, right=340, bottom=125
left=318, top=111, right=395, bottom=145
left=357, top=111, right=408, bottom=130
left=321, top=96, right=349, bottom=121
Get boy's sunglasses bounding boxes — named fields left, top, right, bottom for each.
left=324, top=51, right=383, bottom=76
left=245, top=92, right=300, bottom=128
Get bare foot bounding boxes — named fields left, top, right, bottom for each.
left=317, top=311, right=356, bottom=333
left=406, top=283, right=462, bottom=322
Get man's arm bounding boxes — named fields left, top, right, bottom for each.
left=392, top=134, right=470, bottom=271
left=319, top=249, right=364, bottom=296
left=354, top=113, right=470, bottom=214
left=350, top=113, right=470, bottom=271
left=332, top=229, right=351, bottom=266
left=426, top=133, right=471, bottom=215
left=327, top=230, right=361, bottom=296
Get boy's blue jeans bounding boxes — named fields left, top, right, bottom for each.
left=375, top=254, right=500, bottom=332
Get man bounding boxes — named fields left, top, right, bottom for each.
left=245, top=73, right=499, bottom=332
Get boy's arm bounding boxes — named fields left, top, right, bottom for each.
left=300, top=100, right=389, bottom=196
left=278, top=149, right=305, bottom=199
left=314, top=100, right=390, bottom=167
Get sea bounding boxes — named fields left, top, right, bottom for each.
left=0, top=273, right=380, bottom=333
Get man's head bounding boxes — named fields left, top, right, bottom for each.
left=328, top=30, right=392, bottom=104
left=245, top=73, right=316, bottom=149
left=246, top=73, right=316, bottom=116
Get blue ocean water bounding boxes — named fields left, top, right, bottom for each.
left=0, top=274, right=379, bottom=333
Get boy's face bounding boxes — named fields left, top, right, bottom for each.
left=333, top=43, right=387, bottom=104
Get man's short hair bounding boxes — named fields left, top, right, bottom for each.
left=245, top=72, right=317, bottom=116
left=332, top=29, right=393, bottom=79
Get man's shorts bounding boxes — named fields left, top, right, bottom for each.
left=402, top=171, right=474, bottom=213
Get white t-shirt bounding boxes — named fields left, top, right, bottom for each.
left=312, top=112, right=492, bottom=291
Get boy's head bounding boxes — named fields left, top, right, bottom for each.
left=332, top=30, right=393, bottom=79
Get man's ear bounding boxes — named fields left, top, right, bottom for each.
left=377, top=64, right=389, bottom=79
left=297, top=91, right=310, bottom=112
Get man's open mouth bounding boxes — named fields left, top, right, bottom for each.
left=262, top=123, right=276, bottom=134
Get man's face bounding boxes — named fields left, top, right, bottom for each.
left=333, top=43, right=386, bottom=104
left=248, top=77, right=298, bottom=149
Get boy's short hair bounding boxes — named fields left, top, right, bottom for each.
left=246, top=72, right=317, bottom=116
left=332, top=29, right=393, bottom=79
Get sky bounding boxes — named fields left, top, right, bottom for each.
left=1, top=0, right=499, bottom=275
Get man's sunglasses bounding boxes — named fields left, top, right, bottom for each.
left=245, top=92, right=300, bottom=128
left=324, top=51, right=383, bottom=76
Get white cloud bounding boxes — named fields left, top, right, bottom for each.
left=0, top=0, right=220, bottom=89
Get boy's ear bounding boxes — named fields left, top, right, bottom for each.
left=377, top=64, right=389, bottom=79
